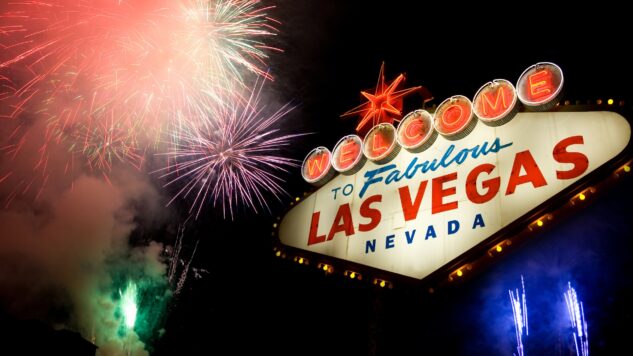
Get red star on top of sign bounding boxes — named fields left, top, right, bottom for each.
left=341, top=63, right=429, bottom=134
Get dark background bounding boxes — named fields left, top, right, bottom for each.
left=156, top=2, right=633, bottom=355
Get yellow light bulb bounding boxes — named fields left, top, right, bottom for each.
left=579, top=193, right=586, bottom=201
left=608, top=98, right=614, bottom=105
left=379, top=280, right=386, bottom=288
left=456, top=270, right=463, bottom=277
left=350, top=272, right=356, bottom=279
left=298, top=257, right=304, bottom=264
left=496, top=245, right=503, bottom=252
left=624, top=165, right=631, bottom=173
left=536, top=220, right=543, bottom=227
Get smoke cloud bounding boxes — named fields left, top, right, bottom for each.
left=0, top=164, right=170, bottom=355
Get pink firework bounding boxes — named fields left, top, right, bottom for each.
left=0, top=0, right=282, bottom=202
left=155, top=79, right=301, bottom=219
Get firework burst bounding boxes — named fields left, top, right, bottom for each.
left=120, top=281, right=138, bottom=331
left=155, top=77, right=300, bottom=219
left=564, top=282, right=589, bottom=356
left=0, top=0, right=282, bottom=197
left=69, top=113, right=145, bottom=173
left=509, top=275, right=529, bottom=356
left=183, top=0, right=282, bottom=84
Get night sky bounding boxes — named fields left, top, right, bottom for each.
left=156, top=2, right=633, bottom=355
left=1, top=1, right=632, bottom=355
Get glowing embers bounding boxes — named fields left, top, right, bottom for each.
left=434, top=95, right=477, bottom=140
left=363, top=123, right=400, bottom=163
left=473, top=79, right=518, bottom=126
left=331, top=135, right=365, bottom=175
left=301, top=147, right=334, bottom=186
left=517, top=62, right=564, bottom=111
left=396, top=109, right=437, bottom=152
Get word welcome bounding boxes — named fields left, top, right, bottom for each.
left=301, top=62, right=564, bottom=186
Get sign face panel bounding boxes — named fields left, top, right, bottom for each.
left=279, top=111, right=631, bottom=280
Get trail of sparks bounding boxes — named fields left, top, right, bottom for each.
left=175, top=239, right=199, bottom=295
left=167, top=221, right=188, bottom=286
left=509, top=275, right=529, bottom=356
left=155, top=77, right=301, bottom=219
left=167, top=218, right=206, bottom=295
left=564, top=282, right=589, bottom=356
